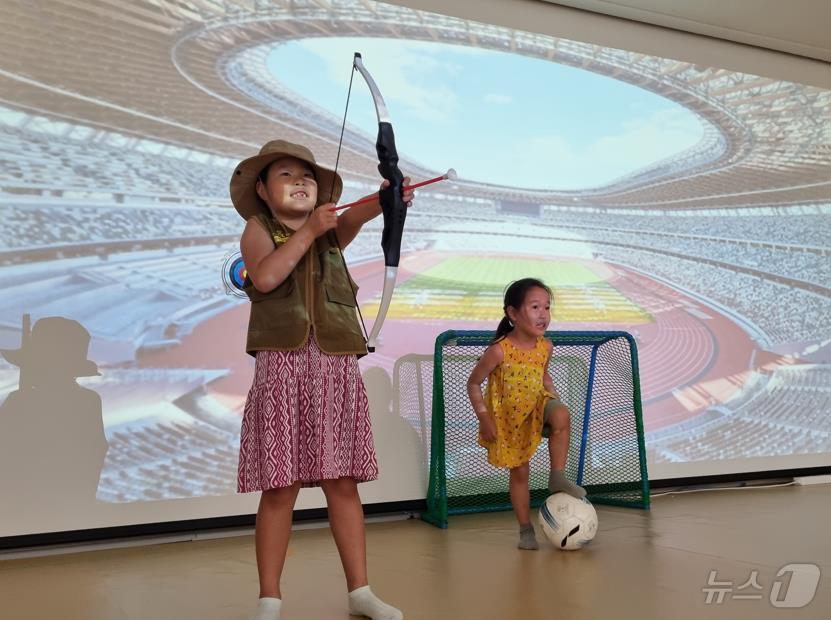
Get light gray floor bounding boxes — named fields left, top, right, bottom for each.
left=0, top=484, right=828, bottom=619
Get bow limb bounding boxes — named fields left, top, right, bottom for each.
left=366, top=266, right=397, bottom=351
left=353, top=53, right=407, bottom=352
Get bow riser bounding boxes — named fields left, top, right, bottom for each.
left=376, top=121, right=406, bottom=268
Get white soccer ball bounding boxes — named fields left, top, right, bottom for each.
left=538, top=492, right=598, bottom=550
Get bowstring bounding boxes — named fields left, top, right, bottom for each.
left=330, top=59, right=371, bottom=346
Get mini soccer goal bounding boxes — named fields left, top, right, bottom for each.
left=422, top=330, right=649, bottom=529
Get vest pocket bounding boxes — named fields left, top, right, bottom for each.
left=325, top=284, right=357, bottom=307
left=321, top=247, right=360, bottom=300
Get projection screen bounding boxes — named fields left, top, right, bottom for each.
left=0, top=0, right=828, bottom=538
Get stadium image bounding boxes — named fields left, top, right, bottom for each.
left=1, top=1, right=830, bottom=619
left=1, top=0, right=829, bottom=512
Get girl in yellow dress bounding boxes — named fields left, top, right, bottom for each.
left=467, top=278, right=586, bottom=550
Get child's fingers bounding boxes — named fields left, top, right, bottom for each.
left=402, top=177, right=414, bottom=203
left=479, top=420, right=496, bottom=441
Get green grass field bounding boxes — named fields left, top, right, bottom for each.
left=425, top=257, right=605, bottom=287
left=363, top=255, right=652, bottom=323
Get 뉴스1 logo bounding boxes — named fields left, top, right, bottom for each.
left=703, top=563, right=821, bottom=608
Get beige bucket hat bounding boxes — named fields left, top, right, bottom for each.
left=229, top=140, right=343, bottom=220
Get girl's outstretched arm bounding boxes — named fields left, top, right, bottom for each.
left=467, top=343, right=503, bottom=442
left=336, top=177, right=413, bottom=249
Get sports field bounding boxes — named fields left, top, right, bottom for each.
left=362, top=256, right=653, bottom=323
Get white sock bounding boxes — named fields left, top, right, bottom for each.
left=348, top=585, right=403, bottom=620
left=251, top=597, right=281, bottom=620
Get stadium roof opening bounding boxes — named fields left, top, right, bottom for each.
left=258, top=37, right=705, bottom=191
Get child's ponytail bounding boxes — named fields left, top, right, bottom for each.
left=492, top=315, right=513, bottom=343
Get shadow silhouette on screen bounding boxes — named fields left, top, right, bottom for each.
left=363, top=366, right=427, bottom=492
left=0, top=315, right=108, bottom=524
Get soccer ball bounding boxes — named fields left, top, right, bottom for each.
left=538, top=492, right=598, bottom=550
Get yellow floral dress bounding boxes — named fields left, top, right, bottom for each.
left=478, top=336, right=556, bottom=468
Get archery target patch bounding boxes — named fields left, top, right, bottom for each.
left=221, top=251, right=248, bottom=298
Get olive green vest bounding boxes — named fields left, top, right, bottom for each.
left=243, top=214, right=368, bottom=357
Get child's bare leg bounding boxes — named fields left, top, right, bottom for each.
left=252, top=482, right=301, bottom=619
left=510, top=463, right=538, bottom=550
left=509, top=463, right=531, bottom=524
left=322, top=477, right=402, bottom=620
left=545, top=402, right=586, bottom=499
left=321, top=476, right=367, bottom=590
left=545, top=401, right=569, bottom=471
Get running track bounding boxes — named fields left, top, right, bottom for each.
left=138, top=251, right=760, bottom=432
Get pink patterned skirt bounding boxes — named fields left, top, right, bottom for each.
left=237, top=334, right=378, bottom=492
